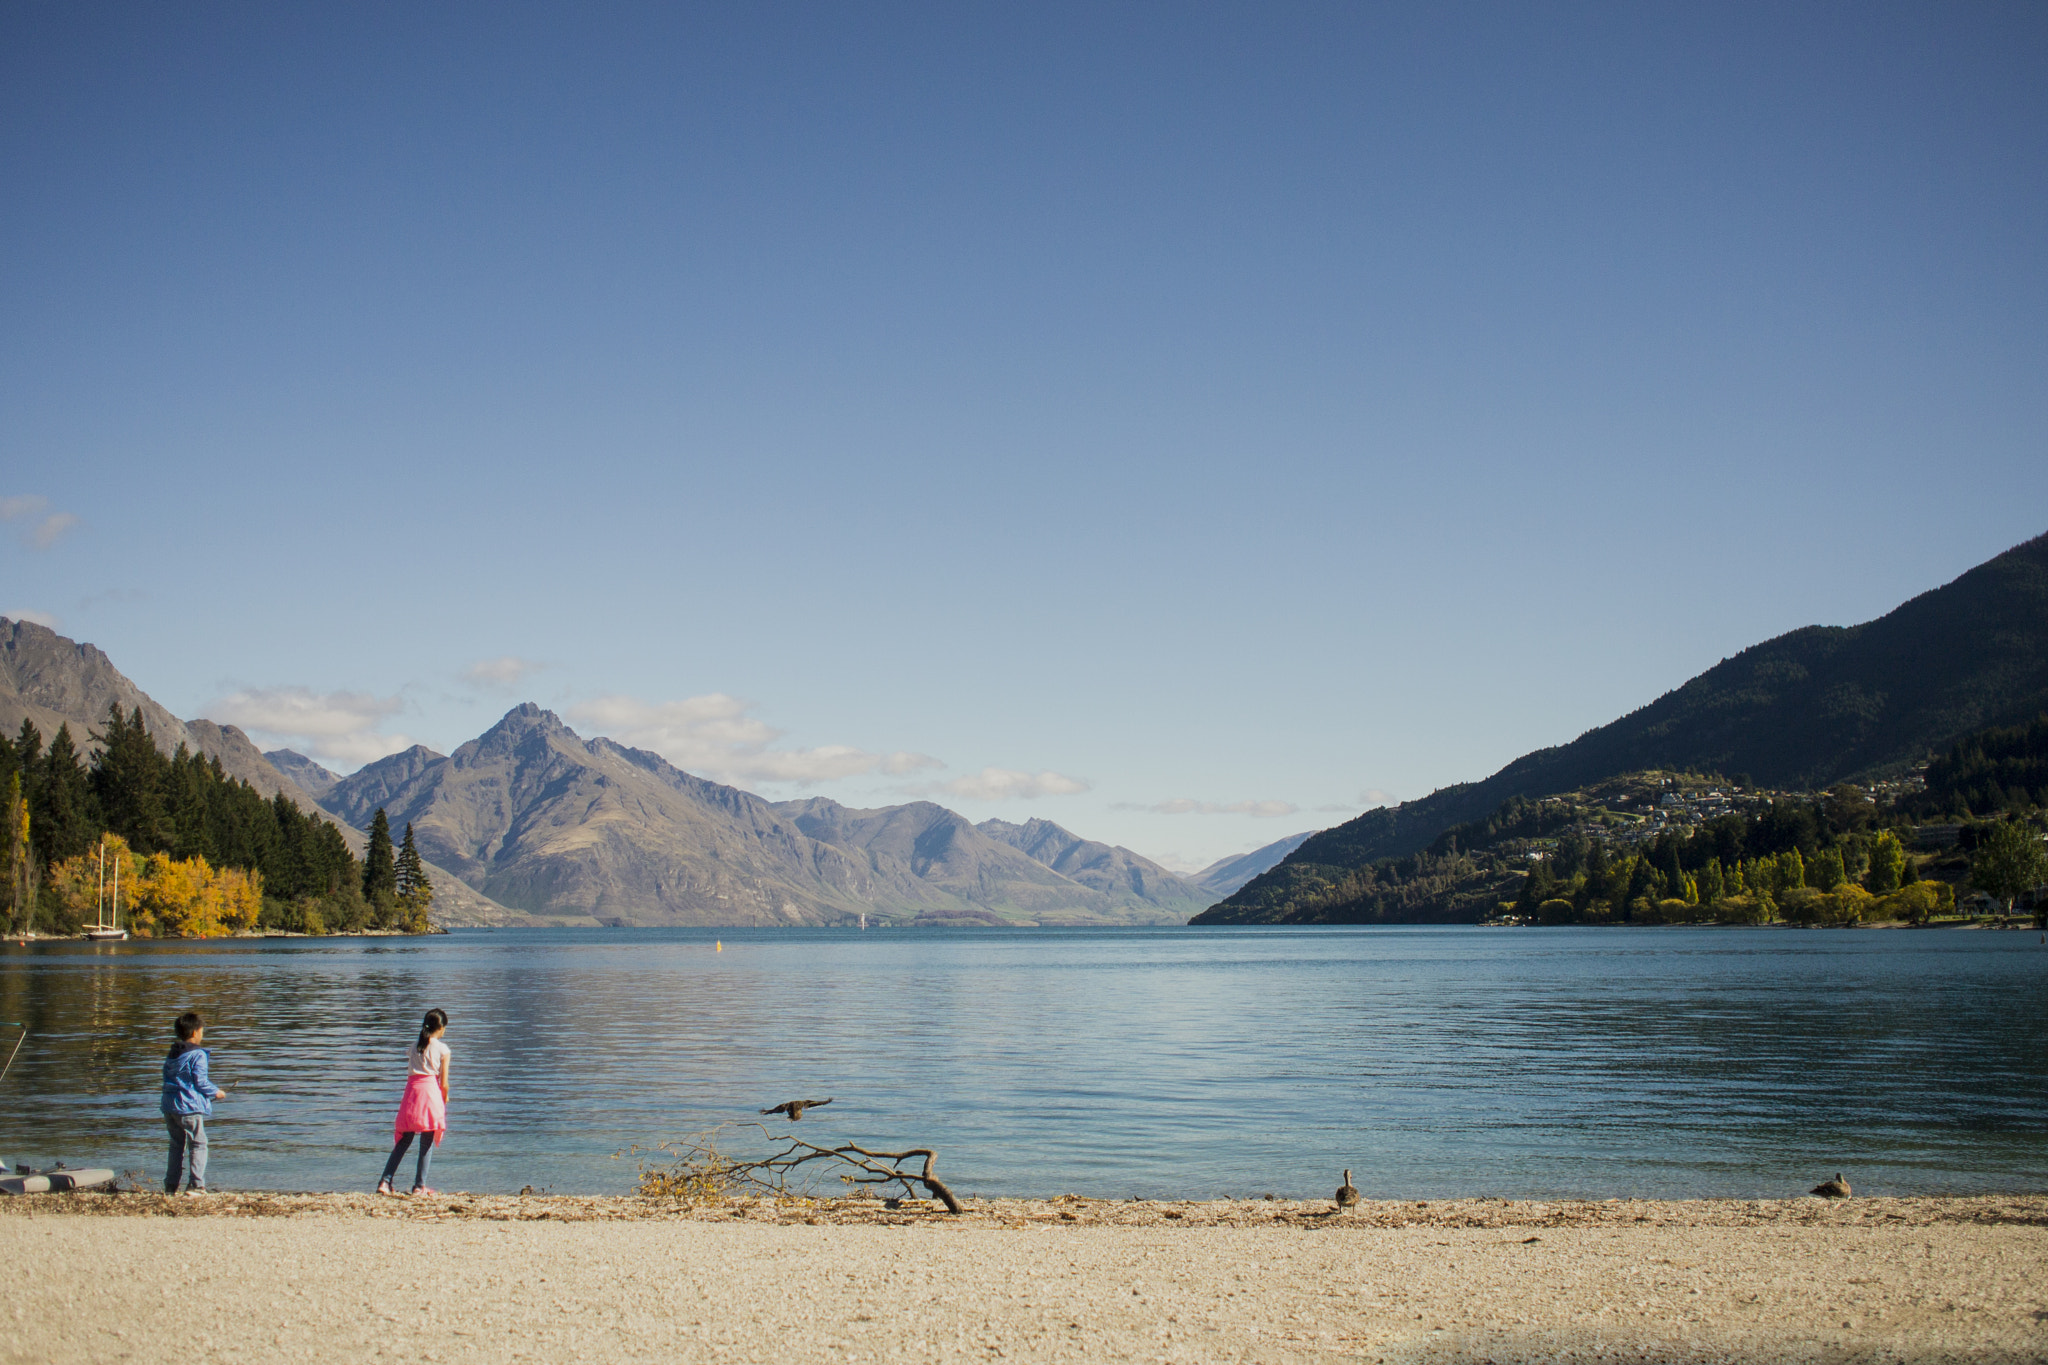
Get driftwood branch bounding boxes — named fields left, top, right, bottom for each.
left=630, top=1123, right=962, bottom=1214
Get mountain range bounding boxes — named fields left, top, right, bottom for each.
left=307, top=704, right=1210, bottom=927
left=2, top=619, right=1214, bottom=927
left=1200, top=529, right=2048, bottom=923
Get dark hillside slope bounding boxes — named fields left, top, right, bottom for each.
left=1199, top=531, right=2048, bottom=923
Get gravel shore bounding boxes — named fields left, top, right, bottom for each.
left=4, top=1192, right=2043, bottom=1362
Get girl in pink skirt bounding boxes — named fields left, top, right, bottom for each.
left=377, top=1008, right=450, bottom=1196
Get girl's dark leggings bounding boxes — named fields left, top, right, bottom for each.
left=381, top=1131, right=435, bottom=1190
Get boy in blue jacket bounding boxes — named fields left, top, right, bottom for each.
left=161, top=1011, right=226, bottom=1194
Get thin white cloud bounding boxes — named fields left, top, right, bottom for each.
left=6, top=608, right=60, bottom=630
left=567, top=693, right=940, bottom=788
left=0, top=495, right=80, bottom=550
left=208, top=686, right=414, bottom=767
left=31, top=512, right=79, bottom=549
left=1360, top=788, right=1397, bottom=808
left=1114, top=798, right=1300, bottom=818
left=931, top=768, right=1090, bottom=801
left=463, top=656, right=546, bottom=690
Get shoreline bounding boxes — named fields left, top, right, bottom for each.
left=6, top=916, right=2039, bottom=943
left=5, top=1193, right=2043, bottom=1363
left=7, top=1189, right=2048, bottom=1228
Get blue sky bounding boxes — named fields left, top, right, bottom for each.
left=4, top=2, right=2046, bottom=871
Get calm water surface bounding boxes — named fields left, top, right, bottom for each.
left=1, top=926, right=2042, bottom=1199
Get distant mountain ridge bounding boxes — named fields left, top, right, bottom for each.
left=318, top=704, right=1203, bottom=927
left=975, top=816, right=1208, bottom=910
left=264, top=748, right=340, bottom=800
left=1202, top=530, right=2048, bottom=924
left=1190, top=831, right=1314, bottom=896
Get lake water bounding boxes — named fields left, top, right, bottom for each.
left=1, top=926, right=2043, bottom=1200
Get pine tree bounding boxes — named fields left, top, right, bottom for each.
left=363, top=808, right=398, bottom=925
left=4, top=772, right=31, bottom=935
left=34, top=724, right=96, bottom=866
left=89, top=706, right=166, bottom=852
left=394, top=822, right=433, bottom=932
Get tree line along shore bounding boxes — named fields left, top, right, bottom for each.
left=2, top=705, right=432, bottom=938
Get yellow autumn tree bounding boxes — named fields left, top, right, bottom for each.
left=125, top=851, right=262, bottom=938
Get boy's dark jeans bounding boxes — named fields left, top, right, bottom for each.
left=163, top=1113, right=207, bottom=1192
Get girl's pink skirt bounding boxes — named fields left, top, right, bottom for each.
left=393, top=1073, right=446, bottom=1144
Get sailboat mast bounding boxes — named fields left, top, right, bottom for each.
left=97, top=842, right=106, bottom=930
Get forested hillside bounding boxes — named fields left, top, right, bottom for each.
left=1205, top=531, right=2048, bottom=924
left=1192, top=768, right=2040, bottom=928
left=2, top=705, right=366, bottom=935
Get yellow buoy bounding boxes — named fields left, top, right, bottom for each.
left=715, top=940, right=722, bottom=952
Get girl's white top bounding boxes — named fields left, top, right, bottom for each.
left=407, top=1038, right=450, bottom=1077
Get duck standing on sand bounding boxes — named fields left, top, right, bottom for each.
left=1810, top=1173, right=1850, bottom=1198
left=1335, top=1169, right=1360, bottom=1209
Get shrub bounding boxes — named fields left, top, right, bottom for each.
left=1710, top=894, right=1768, bottom=924
left=1823, top=885, right=1874, bottom=925
left=1647, top=897, right=1696, bottom=924
left=1780, top=887, right=1827, bottom=924
left=1881, top=882, right=1942, bottom=923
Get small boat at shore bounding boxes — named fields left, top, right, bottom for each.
left=82, top=840, right=127, bottom=941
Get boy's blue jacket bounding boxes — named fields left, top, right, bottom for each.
left=161, top=1041, right=216, bottom=1116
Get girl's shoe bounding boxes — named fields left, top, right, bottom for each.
left=376, top=1181, right=397, bottom=1196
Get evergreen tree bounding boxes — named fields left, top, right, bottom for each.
left=1661, top=841, right=1687, bottom=900
left=33, top=724, right=95, bottom=866
left=394, top=822, right=434, bottom=932
left=4, top=771, right=31, bottom=935
left=89, top=706, right=168, bottom=852
left=1697, top=858, right=1724, bottom=904
left=362, top=808, right=398, bottom=925
left=1810, top=847, right=1846, bottom=892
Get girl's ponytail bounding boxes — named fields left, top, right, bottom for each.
left=416, top=1008, right=447, bottom=1052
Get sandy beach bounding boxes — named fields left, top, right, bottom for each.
left=4, top=1191, right=2043, bottom=1363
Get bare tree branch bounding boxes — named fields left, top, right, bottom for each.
left=629, top=1124, right=963, bottom=1214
